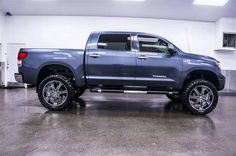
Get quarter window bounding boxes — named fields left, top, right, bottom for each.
left=98, top=34, right=131, bottom=51
left=138, top=35, right=169, bottom=53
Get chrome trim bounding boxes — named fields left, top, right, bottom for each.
left=124, top=90, right=147, bottom=94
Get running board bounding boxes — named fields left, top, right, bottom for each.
left=90, top=88, right=179, bottom=94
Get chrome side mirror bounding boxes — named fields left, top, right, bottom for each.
left=168, top=43, right=175, bottom=50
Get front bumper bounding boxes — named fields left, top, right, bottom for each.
left=218, top=74, right=225, bottom=91
left=15, top=73, right=23, bottom=83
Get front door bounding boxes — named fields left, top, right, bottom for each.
left=86, top=34, right=136, bottom=87
left=135, top=35, right=182, bottom=90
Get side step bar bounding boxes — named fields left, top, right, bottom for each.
left=90, top=88, right=179, bottom=95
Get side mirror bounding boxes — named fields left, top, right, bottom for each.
left=168, top=44, right=176, bottom=55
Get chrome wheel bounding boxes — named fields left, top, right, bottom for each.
left=189, top=85, right=214, bottom=112
left=42, top=80, right=68, bottom=107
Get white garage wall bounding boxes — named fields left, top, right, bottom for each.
left=5, top=16, right=214, bottom=52
left=0, top=11, right=5, bottom=57
left=215, top=18, right=236, bottom=70
left=3, top=15, right=236, bottom=70
left=0, top=11, right=4, bottom=43
left=0, top=11, right=6, bottom=86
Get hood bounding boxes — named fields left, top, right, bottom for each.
left=182, top=52, right=218, bottom=63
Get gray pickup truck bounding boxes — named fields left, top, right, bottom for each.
left=15, top=31, right=225, bottom=114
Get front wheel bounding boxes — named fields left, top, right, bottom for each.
left=182, top=79, right=218, bottom=115
left=38, top=75, right=75, bottom=111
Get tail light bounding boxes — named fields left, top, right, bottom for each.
left=17, top=51, right=28, bottom=61
left=17, top=51, right=28, bottom=67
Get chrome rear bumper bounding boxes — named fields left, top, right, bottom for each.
left=15, top=73, right=23, bottom=83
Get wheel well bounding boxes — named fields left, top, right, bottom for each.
left=37, top=65, right=75, bottom=86
left=183, top=70, right=220, bottom=90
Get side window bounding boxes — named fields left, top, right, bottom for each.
left=138, top=35, right=169, bottom=53
left=98, top=34, right=131, bottom=51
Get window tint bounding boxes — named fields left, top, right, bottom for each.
left=98, top=34, right=131, bottom=51
left=138, top=35, right=169, bottom=53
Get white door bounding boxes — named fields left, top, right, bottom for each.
left=7, top=43, right=26, bottom=84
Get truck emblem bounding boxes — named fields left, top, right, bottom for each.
left=152, top=75, right=167, bottom=78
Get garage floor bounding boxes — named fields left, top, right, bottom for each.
left=0, top=88, right=236, bottom=156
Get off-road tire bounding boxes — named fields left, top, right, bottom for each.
left=182, top=79, right=218, bottom=115
left=38, top=75, right=75, bottom=111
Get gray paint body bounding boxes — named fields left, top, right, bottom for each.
left=18, top=31, right=225, bottom=91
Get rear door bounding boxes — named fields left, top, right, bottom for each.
left=135, top=35, right=182, bottom=90
left=86, top=33, right=136, bottom=87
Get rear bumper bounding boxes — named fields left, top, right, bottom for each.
left=15, top=73, right=23, bottom=83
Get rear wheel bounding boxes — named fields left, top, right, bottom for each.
left=166, top=94, right=181, bottom=102
left=182, top=79, right=218, bottom=115
left=38, top=75, right=75, bottom=111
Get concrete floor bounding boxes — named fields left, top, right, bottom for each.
left=0, top=88, right=236, bottom=156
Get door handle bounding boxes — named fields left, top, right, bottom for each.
left=137, top=55, right=148, bottom=60
left=89, top=53, right=100, bottom=58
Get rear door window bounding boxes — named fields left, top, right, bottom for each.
left=98, top=34, right=131, bottom=51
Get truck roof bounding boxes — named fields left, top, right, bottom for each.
left=91, top=31, right=164, bottom=39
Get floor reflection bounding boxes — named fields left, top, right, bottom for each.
left=42, top=97, right=216, bottom=133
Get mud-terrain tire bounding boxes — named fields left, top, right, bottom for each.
left=38, top=75, right=75, bottom=111
left=182, top=79, right=218, bottom=115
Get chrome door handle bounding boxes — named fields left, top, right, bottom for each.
left=89, top=53, right=100, bottom=58
left=137, top=55, right=148, bottom=60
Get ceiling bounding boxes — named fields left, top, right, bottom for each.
left=0, top=0, right=236, bottom=22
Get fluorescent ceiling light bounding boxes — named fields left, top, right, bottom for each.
left=193, top=0, right=228, bottom=6
left=114, top=0, right=145, bottom=2
left=31, top=0, right=57, bottom=1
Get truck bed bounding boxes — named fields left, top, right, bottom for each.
left=18, top=48, right=85, bottom=86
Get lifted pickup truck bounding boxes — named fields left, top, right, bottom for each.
left=15, top=31, right=225, bottom=114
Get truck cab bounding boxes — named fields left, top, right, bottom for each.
left=85, top=32, right=183, bottom=91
